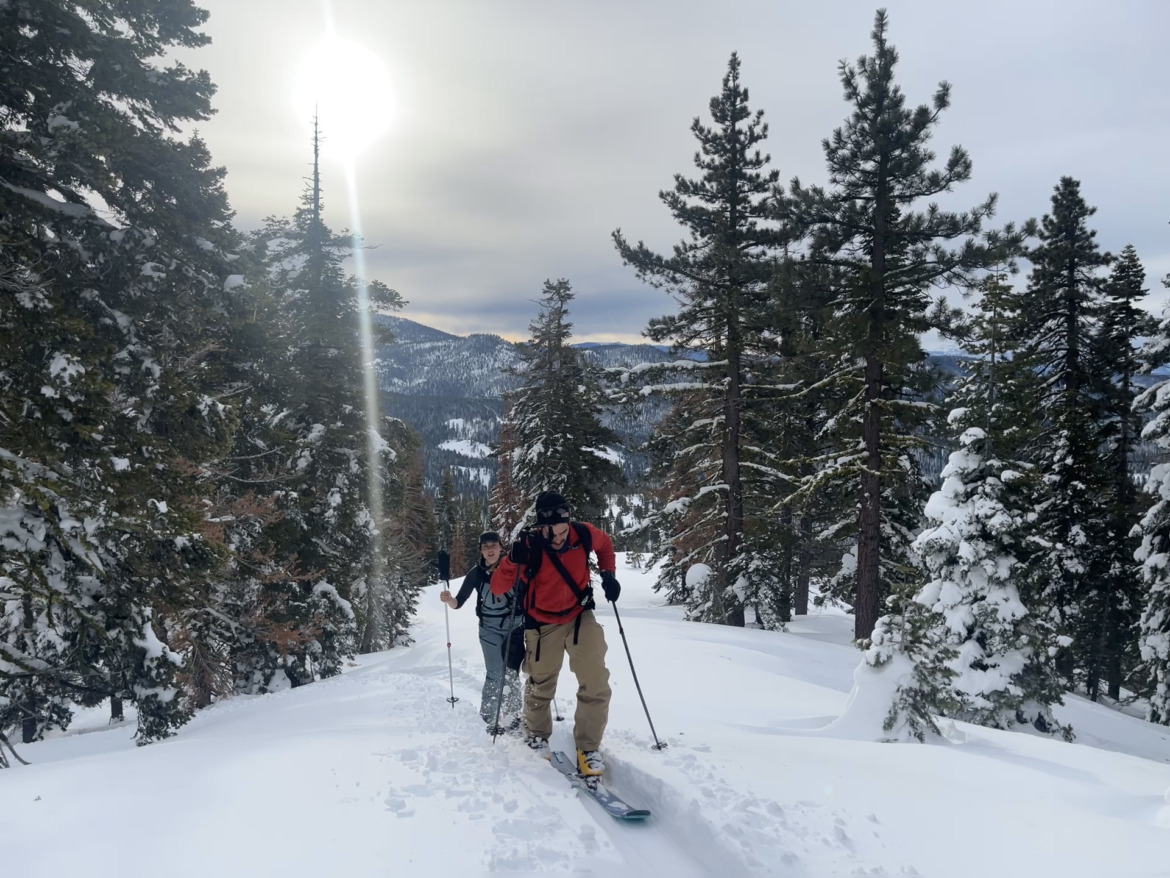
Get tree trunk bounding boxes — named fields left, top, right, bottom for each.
left=855, top=167, right=889, bottom=643
left=795, top=514, right=811, bottom=616
left=722, top=340, right=746, bottom=628
left=19, top=593, right=38, bottom=743
left=110, top=697, right=124, bottom=722
left=778, top=504, right=794, bottom=624
left=856, top=353, right=884, bottom=641
left=359, top=579, right=378, bottom=654
left=1106, top=653, right=1122, bottom=701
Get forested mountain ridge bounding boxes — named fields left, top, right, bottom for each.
left=375, top=315, right=676, bottom=493
left=377, top=314, right=1169, bottom=504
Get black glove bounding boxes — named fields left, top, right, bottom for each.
left=601, top=571, right=621, bottom=603
left=509, top=534, right=531, bottom=565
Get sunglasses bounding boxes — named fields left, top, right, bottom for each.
left=536, top=506, right=571, bottom=522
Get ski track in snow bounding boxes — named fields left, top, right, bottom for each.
left=352, top=655, right=727, bottom=874
left=342, top=638, right=882, bottom=876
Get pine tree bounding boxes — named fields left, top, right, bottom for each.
left=908, top=424, right=1067, bottom=736
left=501, top=279, right=623, bottom=524
left=0, top=0, right=241, bottom=743
left=372, top=419, right=432, bottom=650
left=1134, top=269, right=1170, bottom=724
left=1088, top=244, right=1153, bottom=700
left=1012, top=177, right=1112, bottom=687
left=613, top=54, right=788, bottom=626
left=245, top=138, right=403, bottom=685
left=783, top=10, right=996, bottom=641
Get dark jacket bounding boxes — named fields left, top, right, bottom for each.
left=454, top=559, right=520, bottom=627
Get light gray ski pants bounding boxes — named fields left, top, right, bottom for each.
left=479, top=620, right=522, bottom=726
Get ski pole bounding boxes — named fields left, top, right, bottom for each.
left=609, top=600, right=666, bottom=750
left=553, top=696, right=564, bottom=722
left=439, top=551, right=458, bottom=708
left=490, top=566, right=524, bottom=743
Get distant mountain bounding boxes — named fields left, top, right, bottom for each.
left=375, top=315, right=673, bottom=495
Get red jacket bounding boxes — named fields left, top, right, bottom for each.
left=490, top=522, right=615, bottom=625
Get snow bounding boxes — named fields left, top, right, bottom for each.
left=3, top=556, right=1168, bottom=876
left=1, top=181, right=97, bottom=220
left=438, top=438, right=492, bottom=458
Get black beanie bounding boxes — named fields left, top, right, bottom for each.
left=535, top=491, right=571, bottom=524
left=479, top=531, right=501, bottom=545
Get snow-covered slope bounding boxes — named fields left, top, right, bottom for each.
left=5, top=559, right=1168, bottom=876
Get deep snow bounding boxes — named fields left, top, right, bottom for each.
left=3, top=555, right=1169, bottom=876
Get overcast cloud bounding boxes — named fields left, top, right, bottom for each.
left=181, top=0, right=1170, bottom=343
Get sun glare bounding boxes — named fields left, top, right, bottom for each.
left=291, top=33, right=394, bottom=160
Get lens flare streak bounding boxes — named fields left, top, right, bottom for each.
left=343, top=160, right=387, bottom=609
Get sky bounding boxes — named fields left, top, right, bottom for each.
left=5, top=555, right=1169, bottom=876
left=178, top=0, right=1170, bottom=344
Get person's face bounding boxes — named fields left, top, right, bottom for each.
left=481, top=541, right=501, bottom=564
left=546, top=522, right=570, bottom=543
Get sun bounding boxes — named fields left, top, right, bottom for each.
left=291, top=33, right=394, bottom=161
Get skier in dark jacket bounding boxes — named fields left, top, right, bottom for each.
left=440, top=531, right=524, bottom=733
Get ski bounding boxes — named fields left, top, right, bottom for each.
left=550, top=750, right=651, bottom=820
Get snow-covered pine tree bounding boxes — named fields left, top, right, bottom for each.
left=1, top=0, right=244, bottom=743
left=248, top=147, right=403, bottom=686
left=908, top=421, right=1068, bottom=737
left=499, top=279, right=623, bottom=529
left=613, top=54, right=788, bottom=627
left=1011, top=177, right=1113, bottom=688
left=1134, top=269, right=1170, bottom=725
left=782, top=9, right=997, bottom=641
left=370, top=419, right=432, bottom=651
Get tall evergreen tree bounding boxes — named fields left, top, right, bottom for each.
left=613, top=53, right=788, bottom=627
left=1134, top=269, right=1170, bottom=724
left=248, top=143, right=403, bottom=685
left=783, top=9, right=996, bottom=640
left=500, top=279, right=623, bottom=525
left=1011, top=177, right=1112, bottom=687
left=1088, top=244, right=1153, bottom=699
left=0, top=0, right=239, bottom=743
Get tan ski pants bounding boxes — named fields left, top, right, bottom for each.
left=523, top=610, right=611, bottom=751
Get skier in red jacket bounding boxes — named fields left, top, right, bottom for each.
left=491, top=490, right=621, bottom=777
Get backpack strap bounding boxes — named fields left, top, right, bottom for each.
left=545, top=545, right=595, bottom=611
left=572, top=521, right=593, bottom=556
left=525, top=523, right=596, bottom=618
